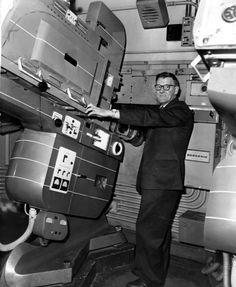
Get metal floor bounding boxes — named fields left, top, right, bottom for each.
left=92, top=255, right=214, bottom=287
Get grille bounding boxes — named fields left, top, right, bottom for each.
left=136, top=0, right=169, bottom=29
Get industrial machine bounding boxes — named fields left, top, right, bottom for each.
left=0, top=1, right=129, bottom=286
left=2, top=0, right=236, bottom=286
left=191, top=0, right=236, bottom=285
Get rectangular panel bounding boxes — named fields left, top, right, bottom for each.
left=184, top=123, right=218, bottom=190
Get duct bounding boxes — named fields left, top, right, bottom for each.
left=107, top=184, right=207, bottom=237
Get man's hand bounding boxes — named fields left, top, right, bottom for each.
left=85, top=104, right=120, bottom=119
left=85, top=104, right=110, bottom=117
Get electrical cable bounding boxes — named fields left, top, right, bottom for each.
left=0, top=207, right=37, bottom=252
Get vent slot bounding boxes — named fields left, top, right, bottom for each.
left=54, top=1, right=67, bottom=17
left=140, top=7, right=160, bottom=23
left=136, top=0, right=169, bottom=29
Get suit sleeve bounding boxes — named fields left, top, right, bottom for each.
left=119, top=103, right=193, bottom=127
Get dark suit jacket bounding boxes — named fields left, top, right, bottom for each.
left=119, top=98, right=194, bottom=191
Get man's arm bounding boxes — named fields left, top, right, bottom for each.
left=119, top=103, right=193, bottom=127
left=85, top=102, right=193, bottom=128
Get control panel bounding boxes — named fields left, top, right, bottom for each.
left=50, top=147, right=76, bottom=193
left=62, top=116, right=81, bottom=140
left=1, top=0, right=126, bottom=219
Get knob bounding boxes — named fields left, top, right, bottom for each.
left=54, top=118, right=63, bottom=127
left=38, top=80, right=49, bottom=92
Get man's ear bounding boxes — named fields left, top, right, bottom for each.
left=174, top=86, right=179, bottom=96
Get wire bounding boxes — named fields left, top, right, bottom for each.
left=0, top=207, right=37, bottom=252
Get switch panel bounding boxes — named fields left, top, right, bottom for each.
left=181, top=16, right=194, bottom=47
left=62, top=115, right=81, bottom=139
left=50, top=147, right=76, bottom=193
left=93, top=129, right=110, bottom=151
left=33, top=211, right=68, bottom=241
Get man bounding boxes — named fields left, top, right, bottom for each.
left=86, top=72, right=194, bottom=287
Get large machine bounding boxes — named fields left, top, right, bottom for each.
left=2, top=0, right=236, bottom=286
left=191, top=0, right=236, bottom=285
left=0, top=1, right=129, bottom=286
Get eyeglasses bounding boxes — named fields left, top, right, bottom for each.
left=154, top=84, right=175, bottom=91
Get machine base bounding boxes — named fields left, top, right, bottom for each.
left=0, top=215, right=132, bottom=287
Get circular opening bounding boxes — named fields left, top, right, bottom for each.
left=111, top=142, right=123, bottom=156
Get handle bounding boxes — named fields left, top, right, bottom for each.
left=190, top=55, right=210, bottom=83
left=66, top=88, right=87, bottom=108
left=18, top=57, right=42, bottom=82
left=86, top=132, right=101, bottom=141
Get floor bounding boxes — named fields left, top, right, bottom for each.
left=92, top=255, right=213, bottom=287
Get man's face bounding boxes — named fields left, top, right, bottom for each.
left=154, top=77, right=179, bottom=105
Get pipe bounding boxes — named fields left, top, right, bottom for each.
left=0, top=207, right=37, bottom=252
left=223, top=252, right=231, bottom=287
left=231, top=255, right=236, bottom=287
left=125, top=48, right=196, bottom=55
left=80, top=1, right=198, bottom=14
left=185, top=4, right=191, bottom=17
left=167, top=1, right=198, bottom=9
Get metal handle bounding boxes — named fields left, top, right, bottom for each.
left=190, top=55, right=210, bottom=83
left=66, top=88, right=87, bottom=108
left=86, top=132, right=101, bottom=141
left=18, top=57, right=42, bottom=82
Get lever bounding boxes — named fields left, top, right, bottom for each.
left=66, top=88, right=87, bottom=108
left=86, top=132, right=102, bottom=142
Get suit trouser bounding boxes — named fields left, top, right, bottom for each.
left=133, top=189, right=182, bottom=287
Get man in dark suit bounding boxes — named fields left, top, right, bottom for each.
left=86, top=72, right=194, bottom=287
